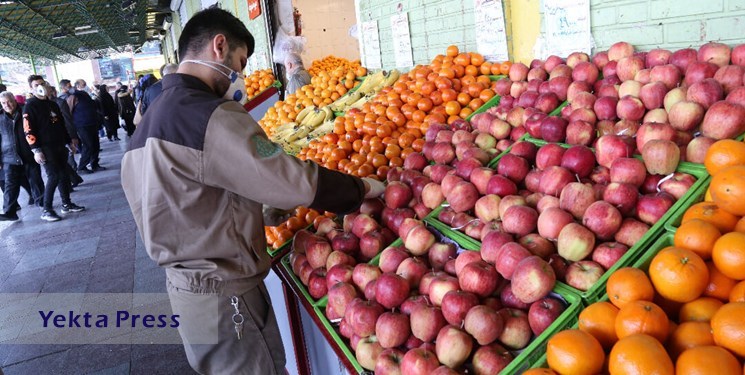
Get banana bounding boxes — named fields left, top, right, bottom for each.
left=294, top=106, right=314, bottom=123
left=349, top=94, right=371, bottom=109
left=380, top=69, right=400, bottom=88
left=309, top=120, right=335, bottom=138
left=305, top=108, right=326, bottom=128
left=355, top=71, right=384, bottom=95
left=321, top=106, right=334, bottom=123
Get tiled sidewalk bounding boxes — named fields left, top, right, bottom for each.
left=0, top=135, right=194, bottom=374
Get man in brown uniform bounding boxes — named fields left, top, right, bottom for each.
left=120, top=8, right=383, bottom=375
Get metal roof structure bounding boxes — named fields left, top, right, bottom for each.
left=0, top=0, right=171, bottom=64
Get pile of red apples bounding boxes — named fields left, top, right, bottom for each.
left=484, top=41, right=745, bottom=162
left=289, top=183, right=568, bottom=374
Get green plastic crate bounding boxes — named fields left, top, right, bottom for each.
left=663, top=177, right=711, bottom=234
left=489, top=75, right=508, bottom=81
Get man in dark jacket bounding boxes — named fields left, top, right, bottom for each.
left=24, top=76, right=85, bottom=222
left=115, top=84, right=136, bottom=137
left=66, top=79, right=104, bottom=173
left=141, top=63, right=179, bottom=115
left=96, top=84, right=120, bottom=141
left=0, top=92, right=44, bottom=220
left=50, top=85, right=83, bottom=188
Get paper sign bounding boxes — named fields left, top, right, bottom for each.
left=474, top=0, right=509, bottom=62
left=248, top=0, right=261, bottom=20
left=390, top=12, right=414, bottom=68
left=543, top=0, right=592, bottom=58
left=361, top=21, right=382, bottom=69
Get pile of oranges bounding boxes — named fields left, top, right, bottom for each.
left=265, top=207, right=334, bottom=250
left=244, top=69, right=276, bottom=100
left=308, top=55, right=367, bottom=78
left=529, top=138, right=745, bottom=375
left=259, top=63, right=367, bottom=137
left=296, top=45, right=497, bottom=178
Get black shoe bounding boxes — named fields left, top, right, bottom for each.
left=60, top=203, right=85, bottom=214
left=91, top=165, right=106, bottom=171
left=0, top=212, right=18, bottom=221
left=40, top=210, right=61, bottom=222
left=114, top=137, right=121, bottom=140
left=77, top=167, right=93, bottom=174
left=27, top=197, right=34, bottom=205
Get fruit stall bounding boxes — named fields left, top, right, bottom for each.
left=253, top=36, right=745, bottom=374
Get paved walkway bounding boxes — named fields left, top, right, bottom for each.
left=0, top=133, right=194, bottom=374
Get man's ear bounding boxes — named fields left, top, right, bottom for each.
left=211, top=34, right=229, bottom=61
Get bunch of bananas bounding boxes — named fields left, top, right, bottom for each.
left=271, top=106, right=334, bottom=154
left=329, top=69, right=401, bottom=113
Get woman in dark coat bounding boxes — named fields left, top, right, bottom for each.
left=96, top=84, right=120, bottom=141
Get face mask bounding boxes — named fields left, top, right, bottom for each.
left=33, top=84, right=48, bottom=99
left=182, top=59, right=247, bottom=105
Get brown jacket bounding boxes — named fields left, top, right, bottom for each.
left=121, top=73, right=364, bottom=293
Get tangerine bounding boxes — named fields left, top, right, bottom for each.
left=673, top=219, right=721, bottom=260
left=667, top=321, right=715, bottom=359
left=711, top=302, right=745, bottom=357
left=675, top=345, right=741, bottom=375
left=608, top=334, right=673, bottom=375
left=678, top=297, right=724, bottom=322
left=704, top=261, right=737, bottom=301
left=710, top=165, right=745, bottom=216
left=546, top=329, right=605, bottom=375
left=578, top=301, right=619, bottom=350
left=729, top=280, right=745, bottom=302
left=682, top=202, right=740, bottom=233
left=649, top=246, right=709, bottom=303
left=711, top=232, right=745, bottom=280
left=615, top=300, right=670, bottom=342
left=703, top=139, right=745, bottom=176
left=606, top=267, right=655, bottom=308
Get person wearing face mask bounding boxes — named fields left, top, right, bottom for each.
left=23, top=76, right=85, bottom=222
left=120, top=8, right=384, bottom=375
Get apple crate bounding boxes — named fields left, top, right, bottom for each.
left=662, top=176, right=711, bottom=234
left=489, top=75, right=508, bottom=81
left=311, top=275, right=581, bottom=375
left=529, top=232, right=677, bottom=371
left=424, top=139, right=709, bottom=304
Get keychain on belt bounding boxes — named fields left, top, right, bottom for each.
left=230, top=296, right=245, bottom=340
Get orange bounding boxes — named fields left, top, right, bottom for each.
left=711, top=302, right=745, bottom=356
left=675, top=346, right=741, bottom=375
left=499, top=61, right=512, bottom=75
left=711, top=165, right=745, bottom=216
left=735, top=216, right=745, bottom=233
left=608, top=334, right=674, bottom=375
left=666, top=321, right=715, bottom=359
left=606, top=267, right=655, bottom=308
left=649, top=246, right=709, bottom=303
left=704, top=261, right=737, bottom=300
left=730, top=280, right=745, bottom=302
left=615, top=300, right=670, bottom=342
left=578, top=301, right=619, bottom=350
left=678, top=297, right=724, bottom=322
left=446, top=45, right=459, bottom=57
left=546, top=329, right=605, bottom=375
left=682, top=202, right=740, bottom=233
left=703, top=139, right=745, bottom=176
left=521, top=369, right=557, bottom=375
left=712, top=232, right=745, bottom=280
left=673, top=219, right=721, bottom=260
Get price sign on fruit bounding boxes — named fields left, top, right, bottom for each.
left=390, top=12, right=414, bottom=68
left=543, top=0, right=592, bottom=58
left=474, top=0, right=509, bottom=62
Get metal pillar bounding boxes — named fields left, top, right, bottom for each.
left=52, top=61, right=59, bottom=85
left=29, top=54, right=37, bottom=74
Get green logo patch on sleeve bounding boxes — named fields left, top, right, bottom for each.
left=251, top=134, right=282, bottom=158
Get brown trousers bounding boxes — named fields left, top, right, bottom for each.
left=167, top=278, right=286, bottom=375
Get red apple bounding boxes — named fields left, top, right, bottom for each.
left=352, top=213, right=379, bottom=239
left=687, top=78, right=724, bottom=109
left=428, top=275, right=460, bottom=306
left=701, top=100, right=745, bottom=140
left=498, top=308, right=532, bottom=350
left=326, top=263, right=355, bottom=289
left=459, top=260, right=501, bottom=297
left=671, top=48, right=698, bottom=73
left=560, top=145, right=596, bottom=178
left=397, top=256, right=428, bottom=288
left=486, top=175, right=518, bottom=197
left=636, top=192, right=675, bottom=225
left=615, top=217, right=650, bottom=247
left=727, top=86, right=745, bottom=106
left=435, top=325, right=473, bottom=368
left=481, top=231, right=514, bottom=264
left=427, top=243, right=457, bottom=271
left=592, top=242, right=629, bottom=270
left=495, top=242, right=532, bottom=280
left=446, top=181, right=479, bottom=213
left=404, top=225, right=436, bottom=256
left=537, top=207, right=574, bottom=240
left=617, top=56, right=645, bottom=82
left=642, top=139, right=680, bottom=175
left=583, top=201, right=623, bottom=240
left=348, top=299, right=385, bottom=337
left=596, top=135, right=635, bottom=168
left=375, top=348, right=405, bottom=375
left=540, top=166, right=575, bottom=197
left=308, top=268, right=328, bottom=299
left=375, top=273, right=411, bottom=309
left=664, top=86, right=688, bottom=112
left=609, top=42, right=635, bottom=61
left=352, top=263, right=381, bottom=292
left=306, top=238, right=333, bottom=269
left=686, top=136, right=716, bottom=163
left=557, top=223, right=596, bottom=261
left=529, top=297, right=565, bottom=336
left=668, top=101, right=704, bottom=132
left=659, top=172, right=696, bottom=200
left=441, top=290, right=480, bottom=326
left=511, top=256, right=556, bottom=303
left=509, top=62, right=529, bottom=82
left=359, top=230, right=388, bottom=261
left=404, top=152, right=428, bottom=171
left=464, top=305, right=505, bottom=346
left=356, top=335, right=384, bottom=371
left=698, top=41, right=731, bottom=67
left=400, top=348, right=440, bottom=375
left=565, top=260, right=605, bottom=291
left=650, top=64, right=682, bottom=89
left=328, top=281, right=358, bottom=317
left=559, top=182, right=596, bottom=219
left=519, top=233, right=557, bottom=259
left=685, top=61, right=719, bottom=86
left=410, top=305, right=447, bottom=342
left=618, top=80, right=642, bottom=98
left=603, top=182, right=639, bottom=216
left=617, top=95, right=645, bottom=121
left=566, top=120, right=596, bottom=146
left=376, top=312, right=411, bottom=349
left=639, top=81, right=668, bottom=110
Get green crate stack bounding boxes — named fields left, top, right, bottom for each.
left=663, top=177, right=711, bottom=233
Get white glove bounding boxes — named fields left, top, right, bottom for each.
left=362, top=177, right=385, bottom=198
left=33, top=150, right=46, bottom=165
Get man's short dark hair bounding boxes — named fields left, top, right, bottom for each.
left=59, top=79, right=71, bottom=88
left=178, top=8, right=254, bottom=59
left=0, top=84, right=6, bottom=92
left=28, top=75, right=44, bottom=87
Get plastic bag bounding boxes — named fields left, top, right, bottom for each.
left=272, top=27, right=306, bottom=64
